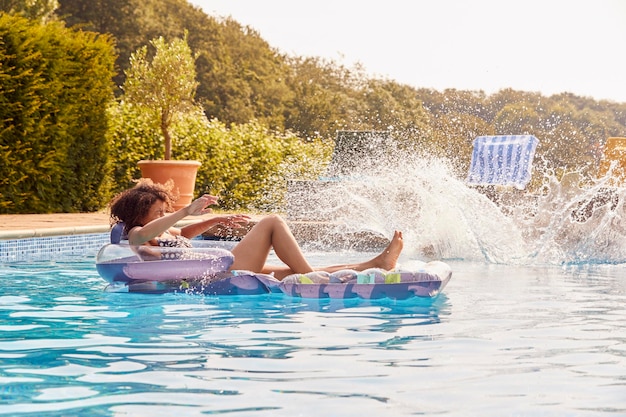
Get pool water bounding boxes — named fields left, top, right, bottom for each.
left=1, top=254, right=625, bottom=416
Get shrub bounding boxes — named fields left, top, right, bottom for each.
left=0, top=14, right=116, bottom=213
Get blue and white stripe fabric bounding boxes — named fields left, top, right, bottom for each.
left=466, top=135, right=539, bottom=189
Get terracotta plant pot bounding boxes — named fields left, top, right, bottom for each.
left=137, top=160, right=201, bottom=210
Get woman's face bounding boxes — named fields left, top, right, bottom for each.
left=142, top=199, right=167, bottom=225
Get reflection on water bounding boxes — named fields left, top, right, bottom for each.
left=0, top=260, right=625, bottom=416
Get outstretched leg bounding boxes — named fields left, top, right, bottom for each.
left=230, top=215, right=404, bottom=280
left=311, top=230, right=404, bottom=274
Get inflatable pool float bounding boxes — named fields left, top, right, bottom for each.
left=265, top=263, right=452, bottom=299
left=96, top=244, right=452, bottom=299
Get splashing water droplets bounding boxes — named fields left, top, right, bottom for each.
left=286, top=149, right=626, bottom=265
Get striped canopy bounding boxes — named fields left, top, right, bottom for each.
left=466, top=135, right=539, bottom=189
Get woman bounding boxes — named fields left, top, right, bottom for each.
left=109, top=179, right=404, bottom=280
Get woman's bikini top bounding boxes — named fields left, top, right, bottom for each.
left=156, top=235, right=193, bottom=260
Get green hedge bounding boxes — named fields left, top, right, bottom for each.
left=0, top=14, right=116, bottom=213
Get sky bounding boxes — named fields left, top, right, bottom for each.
left=188, top=0, right=626, bottom=104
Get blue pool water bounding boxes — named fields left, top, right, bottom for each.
left=1, top=252, right=625, bottom=417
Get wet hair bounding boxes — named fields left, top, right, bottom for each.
left=109, top=179, right=177, bottom=234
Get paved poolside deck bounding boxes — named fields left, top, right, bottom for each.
left=1, top=212, right=105, bottom=230
left=0, top=212, right=112, bottom=239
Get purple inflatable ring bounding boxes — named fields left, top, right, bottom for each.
left=96, top=244, right=234, bottom=283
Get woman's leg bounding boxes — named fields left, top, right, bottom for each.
left=230, top=215, right=315, bottom=275
left=262, top=230, right=404, bottom=279
left=312, top=230, right=404, bottom=274
left=230, top=215, right=404, bottom=280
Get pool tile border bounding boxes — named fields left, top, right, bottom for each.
left=0, top=232, right=110, bottom=263
left=0, top=220, right=202, bottom=263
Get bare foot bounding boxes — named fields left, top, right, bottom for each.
left=375, top=230, right=403, bottom=270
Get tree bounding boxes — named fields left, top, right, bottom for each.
left=357, top=79, right=430, bottom=132
left=196, top=17, right=292, bottom=129
left=283, top=56, right=358, bottom=139
left=0, top=0, right=58, bottom=22
left=122, top=33, right=199, bottom=160
left=56, top=0, right=136, bottom=91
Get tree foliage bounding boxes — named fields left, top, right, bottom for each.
left=56, top=0, right=626, bottom=181
left=196, top=17, right=293, bottom=129
left=283, top=56, right=355, bottom=139
left=0, top=0, right=58, bottom=22
left=2, top=0, right=626, bottom=213
left=123, top=33, right=199, bottom=160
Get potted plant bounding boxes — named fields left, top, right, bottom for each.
left=123, top=33, right=201, bottom=210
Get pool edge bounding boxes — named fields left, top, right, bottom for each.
left=0, top=225, right=110, bottom=240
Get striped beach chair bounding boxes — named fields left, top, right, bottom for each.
left=466, top=135, right=539, bottom=190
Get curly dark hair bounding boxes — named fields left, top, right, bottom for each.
left=109, top=179, right=177, bottom=234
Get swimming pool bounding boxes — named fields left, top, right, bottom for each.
left=1, top=247, right=624, bottom=416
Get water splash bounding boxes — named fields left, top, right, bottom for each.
left=286, top=154, right=626, bottom=266
left=518, top=171, right=626, bottom=264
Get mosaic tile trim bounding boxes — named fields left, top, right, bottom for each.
left=0, top=233, right=110, bottom=263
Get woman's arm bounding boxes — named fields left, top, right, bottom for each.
left=180, top=214, right=252, bottom=239
left=128, top=195, right=218, bottom=245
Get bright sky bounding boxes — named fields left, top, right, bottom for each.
left=189, top=0, right=626, bottom=103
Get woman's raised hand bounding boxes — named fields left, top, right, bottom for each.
left=186, top=194, right=219, bottom=216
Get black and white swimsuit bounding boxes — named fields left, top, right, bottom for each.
left=156, top=235, right=193, bottom=260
